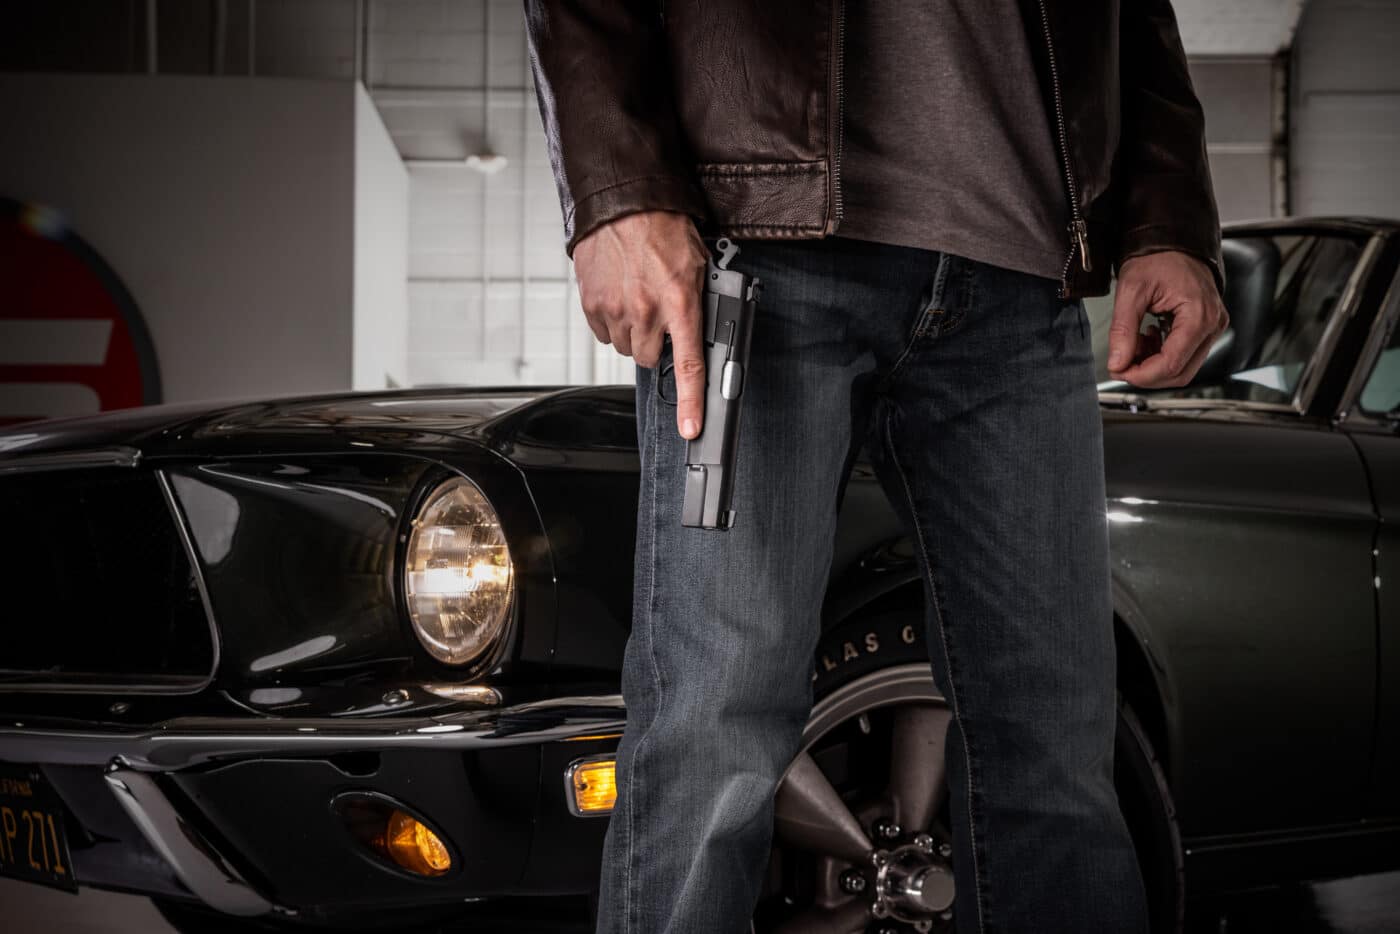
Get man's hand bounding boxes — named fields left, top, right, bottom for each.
left=1107, top=251, right=1230, bottom=388
left=573, top=210, right=709, bottom=440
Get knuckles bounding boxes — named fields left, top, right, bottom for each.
left=672, top=355, right=706, bottom=379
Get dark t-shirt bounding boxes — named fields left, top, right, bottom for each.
left=835, top=1, right=1070, bottom=282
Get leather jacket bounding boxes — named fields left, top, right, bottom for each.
left=523, top=0, right=1224, bottom=299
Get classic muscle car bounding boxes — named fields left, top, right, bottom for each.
left=1, top=218, right=1398, bottom=934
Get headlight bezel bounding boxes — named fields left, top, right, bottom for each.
left=398, top=471, right=517, bottom=669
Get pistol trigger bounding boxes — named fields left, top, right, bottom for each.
left=716, top=237, right=740, bottom=270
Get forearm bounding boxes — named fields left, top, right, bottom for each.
left=523, top=0, right=709, bottom=257
left=1114, top=0, right=1224, bottom=294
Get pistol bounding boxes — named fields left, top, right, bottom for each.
left=681, top=237, right=761, bottom=530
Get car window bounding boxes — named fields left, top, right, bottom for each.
left=1357, top=306, right=1400, bottom=417
left=1090, top=232, right=1366, bottom=405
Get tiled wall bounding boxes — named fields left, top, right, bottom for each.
left=125, top=0, right=1314, bottom=389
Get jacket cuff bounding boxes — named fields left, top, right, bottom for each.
left=1117, top=223, right=1226, bottom=299
left=565, top=174, right=711, bottom=259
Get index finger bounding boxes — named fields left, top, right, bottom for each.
left=668, top=299, right=707, bottom=440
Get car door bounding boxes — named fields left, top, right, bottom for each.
left=1095, top=226, right=1383, bottom=838
left=1339, top=256, right=1400, bottom=818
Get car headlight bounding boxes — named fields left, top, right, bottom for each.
left=404, top=477, right=514, bottom=665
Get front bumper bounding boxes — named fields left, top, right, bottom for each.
left=0, top=695, right=624, bottom=923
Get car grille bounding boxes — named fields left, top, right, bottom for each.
left=0, top=466, right=215, bottom=689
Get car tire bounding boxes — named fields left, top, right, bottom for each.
left=770, top=610, right=1185, bottom=934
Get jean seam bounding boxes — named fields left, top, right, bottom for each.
left=884, top=251, right=952, bottom=385
left=930, top=260, right=975, bottom=340
left=881, top=409, right=988, bottom=934
left=624, top=373, right=665, bottom=934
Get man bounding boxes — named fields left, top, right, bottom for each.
left=523, top=2, right=1226, bottom=932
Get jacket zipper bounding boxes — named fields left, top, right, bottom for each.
left=1035, top=0, right=1092, bottom=292
left=828, top=0, right=847, bottom=231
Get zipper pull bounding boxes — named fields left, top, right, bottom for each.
left=1071, top=218, right=1092, bottom=273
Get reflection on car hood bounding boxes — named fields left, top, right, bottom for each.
left=0, top=387, right=565, bottom=462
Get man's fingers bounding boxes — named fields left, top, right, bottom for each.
left=1107, top=282, right=1150, bottom=373
left=611, top=322, right=634, bottom=358
left=632, top=328, right=665, bottom=369
left=583, top=310, right=611, bottom=345
left=1114, top=304, right=1214, bottom=388
left=667, top=304, right=706, bottom=440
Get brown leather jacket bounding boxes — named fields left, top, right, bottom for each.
left=523, top=0, right=1224, bottom=299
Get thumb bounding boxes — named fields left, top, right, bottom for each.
left=668, top=294, right=707, bottom=440
left=1108, top=282, right=1148, bottom=372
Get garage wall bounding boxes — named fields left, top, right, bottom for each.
left=1190, top=58, right=1282, bottom=222
left=366, top=0, right=608, bottom=388
left=1290, top=0, right=1400, bottom=218
left=354, top=82, right=409, bottom=390
left=0, top=74, right=407, bottom=405
left=0, top=0, right=1359, bottom=399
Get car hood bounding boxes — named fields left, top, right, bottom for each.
left=0, top=387, right=565, bottom=463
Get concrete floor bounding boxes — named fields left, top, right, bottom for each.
left=5, top=873, right=1400, bottom=933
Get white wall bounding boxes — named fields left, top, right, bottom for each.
left=1291, top=0, right=1400, bottom=218
left=0, top=74, right=409, bottom=406
left=353, top=82, right=409, bottom=389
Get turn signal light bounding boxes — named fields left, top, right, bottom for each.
left=382, top=809, right=452, bottom=876
left=567, top=757, right=617, bottom=816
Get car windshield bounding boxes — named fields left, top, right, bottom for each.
left=1088, top=231, right=1367, bottom=406
left=1358, top=307, right=1400, bottom=419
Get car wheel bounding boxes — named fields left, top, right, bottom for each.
left=751, top=612, right=1184, bottom=934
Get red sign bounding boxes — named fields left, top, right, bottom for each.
left=0, top=198, right=161, bottom=426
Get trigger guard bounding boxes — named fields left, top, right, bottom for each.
left=655, top=360, right=678, bottom=406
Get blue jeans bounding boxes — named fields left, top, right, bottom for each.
left=596, top=235, right=1147, bottom=934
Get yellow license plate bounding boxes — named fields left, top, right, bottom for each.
left=0, top=762, right=77, bottom=892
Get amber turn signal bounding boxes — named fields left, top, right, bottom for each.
left=382, top=809, right=452, bottom=876
left=566, top=756, right=617, bottom=816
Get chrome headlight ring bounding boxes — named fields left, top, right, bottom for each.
left=402, top=475, right=515, bottom=666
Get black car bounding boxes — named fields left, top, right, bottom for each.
left=1, top=217, right=1398, bottom=934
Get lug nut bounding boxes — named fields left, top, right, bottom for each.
left=839, top=869, right=867, bottom=895
left=938, top=842, right=953, bottom=859
left=873, top=817, right=902, bottom=842
left=913, top=832, right=934, bottom=853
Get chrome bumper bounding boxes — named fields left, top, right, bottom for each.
left=0, top=695, right=625, bottom=917
left=0, top=695, right=625, bottom=770
left=104, top=765, right=272, bottom=916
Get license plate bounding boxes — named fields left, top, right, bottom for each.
left=0, top=761, right=77, bottom=892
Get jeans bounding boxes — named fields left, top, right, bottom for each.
left=595, top=235, right=1147, bottom=934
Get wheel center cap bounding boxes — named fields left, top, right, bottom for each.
left=870, top=835, right=955, bottom=930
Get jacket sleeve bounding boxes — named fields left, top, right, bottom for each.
left=1115, top=0, right=1225, bottom=294
left=523, top=0, right=710, bottom=258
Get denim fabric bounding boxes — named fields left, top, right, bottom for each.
left=595, top=235, right=1147, bottom=934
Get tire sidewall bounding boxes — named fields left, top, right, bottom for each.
left=812, top=613, right=1185, bottom=934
